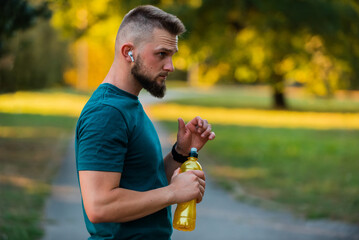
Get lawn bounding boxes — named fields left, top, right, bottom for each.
left=149, top=85, right=359, bottom=223
left=0, top=90, right=85, bottom=240
left=164, top=84, right=359, bottom=112
left=0, top=85, right=358, bottom=240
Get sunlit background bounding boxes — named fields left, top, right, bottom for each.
left=1, top=0, right=359, bottom=239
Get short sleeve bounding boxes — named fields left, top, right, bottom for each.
left=76, top=105, right=129, bottom=172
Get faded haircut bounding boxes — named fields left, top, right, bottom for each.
left=115, top=5, right=186, bottom=48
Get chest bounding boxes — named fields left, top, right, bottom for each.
left=120, top=112, right=166, bottom=190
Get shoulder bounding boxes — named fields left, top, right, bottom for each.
left=76, top=84, right=142, bottom=136
left=82, top=102, right=124, bottom=119
left=77, top=104, right=127, bottom=136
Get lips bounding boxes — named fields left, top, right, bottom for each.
left=158, top=73, right=168, bottom=80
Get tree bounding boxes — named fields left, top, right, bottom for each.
left=0, top=0, right=51, bottom=56
left=49, top=0, right=359, bottom=109
left=0, top=0, right=69, bottom=93
left=49, top=0, right=161, bottom=90
left=0, top=19, right=70, bottom=93
left=166, top=0, right=359, bottom=109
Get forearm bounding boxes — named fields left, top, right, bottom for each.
left=80, top=166, right=206, bottom=224
left=163, top=152, right=182, bottom=183
left=85, top=184, right=175, bottom=223
left=80, top=171, right=176, bottom=224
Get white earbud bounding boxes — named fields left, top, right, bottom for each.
left=128, top=51, right=134, bottom=62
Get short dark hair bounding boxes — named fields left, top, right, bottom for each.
left=120, top=5, right=185, bottom=36
left=116, top=5, right=186, bottom=46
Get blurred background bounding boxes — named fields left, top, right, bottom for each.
left=0, top=0, right=359, bottom=239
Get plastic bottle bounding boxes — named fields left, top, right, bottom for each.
left=173, top=147, right=202, bottom=231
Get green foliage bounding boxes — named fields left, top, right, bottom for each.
left=50, top=0, right=160, bottom=39
left=0, top=19, right=70, bottom=93
left=0, top=0, right=51, bottom=54
left=0, top=112, right=77, bottom=240
left=164, top=0, right=359, bottom=107
left=0, top=0, right=70, bottom=93
left=44, top=0, right=359, bottom=107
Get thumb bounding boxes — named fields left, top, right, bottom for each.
left=177, top=118, right=186, bottom=138
left=171, top=168, right=181, bottom=182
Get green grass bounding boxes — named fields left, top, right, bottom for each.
left=0, top=113, right=78, bottom=129
left=0, top=113, right=77, bottom=240
left=167, top=85, right=359, bottom=112
left=160, top=86, right=359, bottom=223
left=0, top=184, right=46, bottom=240
left=160, top=121, right=359, bottom=222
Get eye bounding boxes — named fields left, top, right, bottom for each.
left=158, top=52, right=167, bottom=58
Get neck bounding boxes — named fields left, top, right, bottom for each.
left=102, top=60, right=142, bottom=96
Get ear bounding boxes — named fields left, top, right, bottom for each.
left=121, top=43, right=135, bottom=62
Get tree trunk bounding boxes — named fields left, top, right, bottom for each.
left=273, top=88, right=287, bottom=109
left=272, top=74, right=287, bottom=109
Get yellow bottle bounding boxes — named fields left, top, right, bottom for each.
left=173, top=148, right=202, bottom=231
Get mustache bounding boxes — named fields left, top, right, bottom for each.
left=157, top=72, right=168, bottom=77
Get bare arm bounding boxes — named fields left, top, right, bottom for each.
left=163, top=152, right=181, bottom=183
left=79, top=169, right=205, bottom=223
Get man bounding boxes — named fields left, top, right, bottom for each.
left=75, top=5, right=215, bottom=240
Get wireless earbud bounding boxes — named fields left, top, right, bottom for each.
left=128, top=51, right=134, bottom=62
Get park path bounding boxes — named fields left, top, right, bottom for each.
left=42, top=90, right=359, bottom=240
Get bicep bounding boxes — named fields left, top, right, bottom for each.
left=79, top=170, right=174, bottom=223
left=77, top=106, right=128, bottom=173
left=79, top=171, right=122, bottom=212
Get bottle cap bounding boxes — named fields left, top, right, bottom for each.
left=189, top=148, right=198, bottom=158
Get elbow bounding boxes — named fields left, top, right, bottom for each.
left=85, top=203, right=107, bottom=224
left=85, top=202, right=129, bottom=223
left=87, top=211, right=103, bottom=224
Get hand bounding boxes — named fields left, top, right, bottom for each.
left=176, top=116, right=216, bottom=156
left=169, top=168, right=206, bottom=204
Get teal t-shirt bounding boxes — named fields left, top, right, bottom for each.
left=75, top=83, right=172, bottom=240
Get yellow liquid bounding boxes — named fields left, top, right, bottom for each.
left=173, top=157, right=202, bottom=231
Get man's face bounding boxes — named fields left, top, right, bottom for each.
left=131, top=28, right=178, bottom=98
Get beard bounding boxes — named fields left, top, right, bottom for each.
left=131, top=56, right=166, bottom=98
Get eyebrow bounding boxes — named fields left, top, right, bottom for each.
left=156, top=47, right=178, bottom=54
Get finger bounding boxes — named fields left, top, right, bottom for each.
left=189, top=116, right=203, bottom=133
left=177, top=118, right=186, bottom=137
left=201, top=124, right=212, bottom=138
left=202, top=119, right=209, bottom=129
left=198, top=178, right=206, bottom=190
left=208, top=131, right=216, bottom=140
left=186, top=117, right=197, bottom=133
left=196, top=116, right=203, bottom=128
left=199, top=183, right=205, bottom=196
left=171, top=168, right=181, bottom=182
left=191, top=170, right=206, bottom=181
left=174, top=167, right=181, bottom=175
left=197, top=185, right=205, bottom=203
left=197, top=120, right=208, bottom=133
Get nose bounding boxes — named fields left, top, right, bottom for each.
left=163, top=58, right=174, bottom=72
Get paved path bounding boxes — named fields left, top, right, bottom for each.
left=156, top=121, right=359, bottom=240
left=42, top=91, right=359, bottom=240
left=42, top=138, right=88, bottom=239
